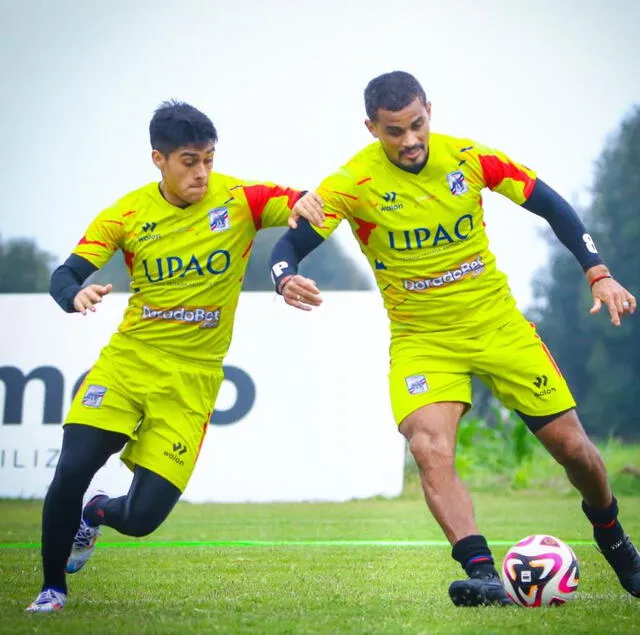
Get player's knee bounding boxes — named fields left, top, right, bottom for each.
left=550, top=433, right=593, bottom=467
left=408, top=430, right=454, bottom=468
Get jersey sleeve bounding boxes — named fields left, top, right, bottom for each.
left=71, top=204, right=126, bottom=268
left=314, top=168, right=359, bottom=239
left=473, top=145, right=537, bottom=204
left=242, top=183, right=304, bottom=230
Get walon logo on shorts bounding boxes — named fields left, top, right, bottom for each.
left=142, top=305, right=221, bottom=329
left=82, top=384, right=107, bottom=408
left=406, top=374, right=429, bottom=395
left=403, top=255, right=485, bottom=291
left=163, top=442, right=187, bottom=466
left=532, top=375, right=557, bottom=398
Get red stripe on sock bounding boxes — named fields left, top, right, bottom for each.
left=593, top=519, right=617, bottom=529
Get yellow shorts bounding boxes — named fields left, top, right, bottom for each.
left=389, top=311, right=576, bottom=425
left=65, top=332, right=223, bottom=491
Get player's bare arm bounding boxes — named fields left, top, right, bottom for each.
left=271, top=218, right=326, bottom=311
left=288, top=191, right=325, bottom=229
left=521, top=179, right=636, bottom=327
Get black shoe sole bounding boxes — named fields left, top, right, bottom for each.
left=449, top=583, right=513, bottom=607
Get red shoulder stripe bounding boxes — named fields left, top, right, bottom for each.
left=478, top=154, right=535, bottom=198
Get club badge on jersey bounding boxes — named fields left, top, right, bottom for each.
left=446, top=170, right=469, bottom=196
left=209, top=207, right=230, bottom=232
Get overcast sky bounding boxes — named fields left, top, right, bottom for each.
left=1, top=0, right=638, bottom=308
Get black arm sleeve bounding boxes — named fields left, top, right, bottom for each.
left=521, top=178, right=603, bottom=271
left=49, top=254, right=98, bottom=313
left=269, top=218, right=325, bottom=292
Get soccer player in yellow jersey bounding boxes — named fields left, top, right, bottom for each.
left=26, top=100, right=318, bottom=613
left=270, top=72, right=639, bottom=606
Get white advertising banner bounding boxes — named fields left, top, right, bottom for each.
left=0, top=293, right=404, bottom=502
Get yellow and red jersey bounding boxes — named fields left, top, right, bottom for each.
left=313, top=133, right=536, bottom=336
left=73, top=175, right=302, bottom=362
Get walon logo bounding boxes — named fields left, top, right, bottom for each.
left=0, top=365, right=256, bottom=426
left=382, top=192, right=397, bottom=203
left=142, top=222, right=157, bottom=232
left=533, top=375, right=548, bottom=388
left=164, top=442, right=188, bottom=466
left=532, top=374, right=556, bottom=398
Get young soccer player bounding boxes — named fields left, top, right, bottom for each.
left=26, top=100, right=320, bottom=613
left=270, top=71, right=639, bottom=606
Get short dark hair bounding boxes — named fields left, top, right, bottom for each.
left=149, top=99, right=218, bottom=155
left=364, top=71, right=427, bottom=121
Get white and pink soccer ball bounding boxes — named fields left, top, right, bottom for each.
left=502, top=534, right=579, bottom=607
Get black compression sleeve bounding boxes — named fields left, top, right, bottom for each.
left=49, top=254, right=98, bottom=312
left=521, top=179, right=603, bottom=271
left=270, top=218, right=325, bottom=292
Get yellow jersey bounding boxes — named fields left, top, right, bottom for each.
left=314, top=133, right=536, bottom=336
left=73, top=175, right=302, bottom=362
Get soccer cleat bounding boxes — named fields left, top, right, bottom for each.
left=66, top=489, right=108, bottom=574
left=25, top=588, right=67, bottom=613
left=598, top=535, right=640, bottom=597
left=449, top=571, right=513, bottom=607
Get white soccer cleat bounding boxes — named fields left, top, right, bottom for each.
left=25, top=588, right=67, bottom=613
left=66, top=489, right=108, bottom=574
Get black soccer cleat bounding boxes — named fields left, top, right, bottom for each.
left=448, top=571, right=513, bottom=607
left=598, top=535, right=640, bottom=597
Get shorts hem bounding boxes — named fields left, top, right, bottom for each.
left=121, top=455, right=189, bottom=493
left=63, top=419, right=134, bottom=438
left=514, top=401, right=577, bottom=418
left=395, top=398, right=472, bottom=426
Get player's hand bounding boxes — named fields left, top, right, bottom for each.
left=589, top=277, right=636, bottom=326
left=279, top=274, right=322, bottom=311
left=73, top=283, right=113, bottom=315
left=289, top=191, right=325, bottom=229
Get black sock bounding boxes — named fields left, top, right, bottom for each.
left=83, top=494, right=109, bottom=527
left=40, top=425, right=127, bottom=594
left=41, top=476, right=85, bottom=594
left=452, top=534, right=498, bottom=578
left=582, top=497, right=625, bottom=550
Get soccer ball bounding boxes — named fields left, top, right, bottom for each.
left=501, top=534, right=579, bottom=607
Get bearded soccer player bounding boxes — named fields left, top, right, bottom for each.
left=269, top=71, right=639, bottom=606
left=26, top=100, right=319, bottom=613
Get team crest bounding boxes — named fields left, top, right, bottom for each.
left=446, top=170, right=468, bottom=196
left=82, top=384, right=107, bottom=408
left=405, top=374, right=429, bottom=395
left=208, top=207, right=230, bottom=232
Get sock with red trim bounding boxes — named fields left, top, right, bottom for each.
left=582, top=496, right=625, bottom=550
left=83, top=494, right=109, bottom=527
left=452, top=534, right=499, bottom=578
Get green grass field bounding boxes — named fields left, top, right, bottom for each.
left=2, top=487, right=639, bottom=634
